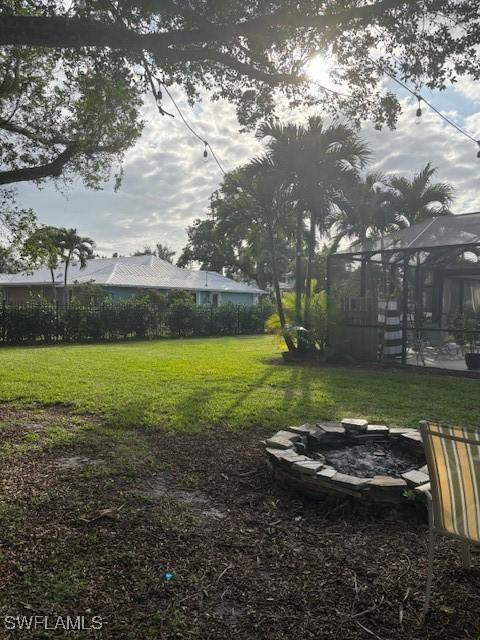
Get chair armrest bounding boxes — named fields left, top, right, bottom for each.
left=415, top=482, right=432, bottom=500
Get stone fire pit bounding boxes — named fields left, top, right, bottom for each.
left=265, top=419, right=428, bottom=503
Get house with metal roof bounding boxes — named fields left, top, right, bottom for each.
left=0, top=254, right=263, bottom=305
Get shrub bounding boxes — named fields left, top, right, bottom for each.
left=266, top=286, right=337, bottom=352
left=167, top=301, right=196, bottom=337
left=3, top=302, right=57, bottom=343
left=0, top=299, right=268, bottom=345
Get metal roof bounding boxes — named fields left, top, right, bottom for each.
left=0, top=254, right=263, bottom=294
left=337, top=212, right=480, bottom=256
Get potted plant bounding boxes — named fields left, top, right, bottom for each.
left=265, top=287, right=336, bottom=362
left=452, top=315, right=480, bottom=370
left=464, top=317, right=480, bottom=371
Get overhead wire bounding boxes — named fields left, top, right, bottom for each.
left=109, top=0, right=228, bottom=176
left=366, top=45, right=480, bottom=154
left=141, top=52, right=226, bottom=175
left=159, top=82, right=227, bottom=175
left=145, top=21, right=480, bottom=174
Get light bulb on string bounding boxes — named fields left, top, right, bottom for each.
left=415, top=96, right=422, bottom=124
left=203, top=142, right=208, bottom=161
left=476, top=141, right=480, bottom=159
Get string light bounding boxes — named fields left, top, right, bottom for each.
left=368, top=56, right=480, bottom=159
left=415, top=95, right=422, bottom=122
left=158, top=81, right=226, bottom=174
left=141, top=55, right=226, bottom=174
left=477, top=141, right=480, bottom=159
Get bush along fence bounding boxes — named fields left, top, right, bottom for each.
left=0, top=299, right=273, bottom=345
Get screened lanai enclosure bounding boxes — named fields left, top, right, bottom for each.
left=327, top=212, right=480, bottom=371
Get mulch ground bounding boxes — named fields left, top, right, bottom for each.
left=0, top=411, right=479, bottom=639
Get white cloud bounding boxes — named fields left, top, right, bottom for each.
left=452, top=77, right=480, bottom=103
left=16, top=92, right=262, bottom=257
left=15, top=87, right=480, bottom=259
left=363, top=96, right=480, bottom=213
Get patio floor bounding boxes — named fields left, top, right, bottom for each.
left=407, top=351, right=469, bottom=371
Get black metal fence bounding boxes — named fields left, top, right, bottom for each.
left=0, top=300, right=273, bottom=345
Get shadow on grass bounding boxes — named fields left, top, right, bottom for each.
left=43, top=355, right=479, bottom=435
left=217, top=368, right=275, bottom=422
left=100, top=365, right=333, bottom=432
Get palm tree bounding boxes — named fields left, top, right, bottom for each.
left=57, top=228, right=95, bottom=303
left=256, top=117, right=371, bottom=333
left=385, top=163, right=454, bottom=226
left=239, top=159, right=297, bottom=351
left=327, top=171, right=414, bottom=252
left=155, top=243, right=175, bottom=263
left=23, top=226, right=62, bottom=301
left=328, top=172, right=391, bottom=252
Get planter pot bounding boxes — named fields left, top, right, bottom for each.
left=465, top=352, right=480, bottom=371
left=282, top=350, right=317, bottom=363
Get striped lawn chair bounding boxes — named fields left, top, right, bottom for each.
left=417, top=421, right=480, bottom=615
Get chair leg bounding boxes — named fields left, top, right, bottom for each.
left=424, top=528, right=436, bottom=616
left=460, top=541, right=471, bottom=569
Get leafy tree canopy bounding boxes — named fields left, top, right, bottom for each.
left=0, top=33, right=143, bottom=191
left=0, top=0, right=474, bottom=246
left=1, top=1, right=479, bottom=137
left=133, top=246, right=156, bottom=256
left=155, top=242, right=175, bottom=263
left=0, top=189, right=37, bottom=272
left=133, top=243, right=176, bottom=262
left=177, top=168, right=296, bottom=289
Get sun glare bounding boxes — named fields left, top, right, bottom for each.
left=304, top=54, right=338, bottom=92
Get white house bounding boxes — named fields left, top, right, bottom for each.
left=0, top=254, right=263, bottom=305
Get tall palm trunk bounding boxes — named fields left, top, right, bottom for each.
left=295, top=209, right=307, bottom=352
left=267, top=223, right=295, bottom=352
left=63, top=255, right=70, bottom=305
left=256, top=261, right=266, bottom=291
left=49, top=267, right=57, bottom=302
left=304, top=210, right=317, bottom=332
left=295, top=209, right=303, bottom=322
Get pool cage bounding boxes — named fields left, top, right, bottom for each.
left=326, top=213, right=480, bottom=369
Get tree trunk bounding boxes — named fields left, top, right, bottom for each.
left=63, top=257, right=70, bottom=306
left=295, top=209, right=303, bottom=323
left=50, top=267, right=57, bottom=302
left=256, top=261, right=266, bottom=291
left=295, top=209, right=307, bottom=353
left=267, top=224, right=295, bottom=352
left=304, top=210, right=316, bottom=332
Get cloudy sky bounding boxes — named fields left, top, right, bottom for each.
left=16, top=70, right=480, bottom=260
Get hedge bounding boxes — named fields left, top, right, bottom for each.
left=0, top=299, right=273, bottom=345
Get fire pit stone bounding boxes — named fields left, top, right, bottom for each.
left=265, top=418, right=427, bottom=503
left=287, top=423, right=319, bottom=436
left=266, top=430, right=302, bottom=449
left=341, top=418, right=368, bottom=434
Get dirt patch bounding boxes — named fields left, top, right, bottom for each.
left=142, top=472, right=228, bottom=523
left=55, top=456, right=105, bottom=470
left=144, top=472, right=209, bottom=505
left=0, top=402, right=101, bottom=442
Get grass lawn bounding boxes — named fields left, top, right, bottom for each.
left=0, top=335, right=478, bottom=431
left=1, top=336, right=479, bottom=639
